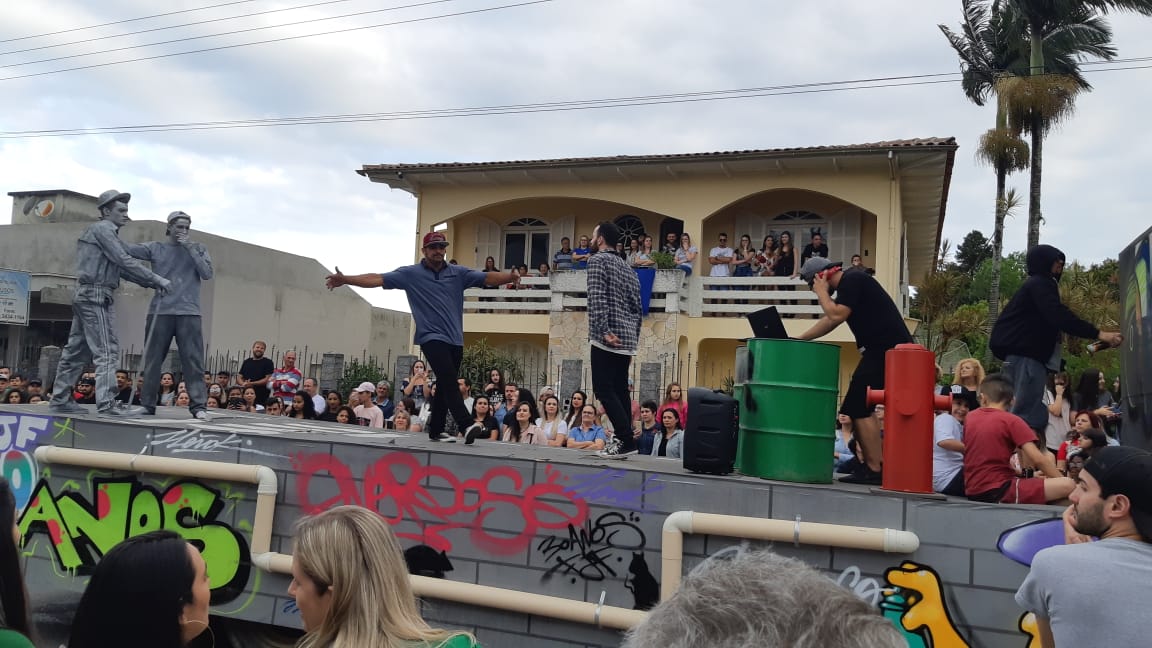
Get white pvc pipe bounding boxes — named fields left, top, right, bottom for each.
left=660, top=511, right=920, bottom=600
left=253, top=550, right=645, bottom=630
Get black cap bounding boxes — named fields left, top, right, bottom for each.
left=940, top=384, right=979, bottom=410
left=27, top=379, right=42, bottom=386
left=1084, top=446, right=1152, bottom=540
left=78, top=377, right=96, bottom=386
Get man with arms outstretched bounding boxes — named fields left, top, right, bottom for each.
left=325, top=232, right=518, bottom=442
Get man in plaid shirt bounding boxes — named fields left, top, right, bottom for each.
left=588, top=221, right=642, bottom=454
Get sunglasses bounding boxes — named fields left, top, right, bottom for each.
left=426, top=243, right=448, bottom=250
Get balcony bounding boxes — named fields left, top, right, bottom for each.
left=462, top=271, right=822, bottom=317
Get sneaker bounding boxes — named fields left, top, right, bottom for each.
left=463, top=423, right=485, bottom=445
left=598, top=436, right=622, bottom=457
left=193, top=410, right=213, bottom=421
left=98, top=403, right=146, bottom=418
left=838, top=467, right=883, bottom=486
left=430, top=433, right=456, bottom=443
left=50, top=401, right=89, bottom=415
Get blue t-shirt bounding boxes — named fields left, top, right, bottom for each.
left=382, top=261, right=488, bottom=346
left=568, top=424, right=606, bottom=444
left=572, top=247, right=590, bottom=270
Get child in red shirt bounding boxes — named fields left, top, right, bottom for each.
left=963, top=374, right=1075, bottom=504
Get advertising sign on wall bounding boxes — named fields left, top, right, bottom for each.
left=0, top=269, right=31, bottom=326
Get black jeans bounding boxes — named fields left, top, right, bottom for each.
left=590, top=345, right=635, bottom=453
left=420, top=340, right=473, bottom=440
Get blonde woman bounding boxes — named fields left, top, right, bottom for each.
left=289, top=506, right=477, bottom=648
left=536, top=395, right=569, bottom=447
left=952, top=358, right=985, bottom=391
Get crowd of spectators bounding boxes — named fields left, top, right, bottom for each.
left=2, top=352, right=693, bottom=459
left=895, top=357, right=1130, bottom=504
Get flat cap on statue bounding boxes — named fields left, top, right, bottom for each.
left=96, top=190, right=131, bottom=209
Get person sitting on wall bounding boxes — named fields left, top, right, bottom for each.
left=74, top=376, right=97, bottom=404
left=652, top=408, right=684, bottom=459
left=621, top=548, right=904, bottom=648
left=567, top=404, right=607, bottom=451
left=635, top=400, right=663, bottom=456
left=933, top=386, right=978, bottom=497
left=963, top=374, right=1075, bottom=504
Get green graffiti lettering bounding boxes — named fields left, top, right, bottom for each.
left=18, top=477, right=251, bottom=604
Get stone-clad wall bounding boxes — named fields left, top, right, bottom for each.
left=5, top=406, right=1056, bottom=648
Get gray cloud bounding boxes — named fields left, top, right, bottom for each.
left=2, top=0, right=1150, bottom=316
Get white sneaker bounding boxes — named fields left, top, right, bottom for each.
left=193, top=410, right=213, bottom=421
left=463, top=423, right=485, bottom=445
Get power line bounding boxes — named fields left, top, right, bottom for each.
left=0, top=0, right=554, bottom=82
left=3, top=62, right=1148, bottom=140
left=0, top=0, right=261, bottom=44
left=0, top=0, right=460, bottom=59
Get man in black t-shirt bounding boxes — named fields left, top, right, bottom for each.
left=800, top=232, right=830, bottom=265
left=238, top=340, right=275, bottom=404
left=797, top=258, right=912, bottom=485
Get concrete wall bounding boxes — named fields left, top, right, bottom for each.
left=0, top=220, right=409, bottom=369
left=8, top=405, right=1059, bottom=648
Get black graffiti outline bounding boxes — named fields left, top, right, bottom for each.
left=537, top=511, right=646, bottom=582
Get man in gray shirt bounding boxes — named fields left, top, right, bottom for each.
left=125, top=211, right=213, bottom=419
left=1015, top=446, right=1152, bottom=647
left=49, top=190, right=171, bottom=417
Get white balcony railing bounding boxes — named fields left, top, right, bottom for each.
left=463, top=272, right=822, bottom=317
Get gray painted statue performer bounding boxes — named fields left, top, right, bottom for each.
left=125, top=210, right=214, bottom=420
left=49, top=190, right=172, bottom=417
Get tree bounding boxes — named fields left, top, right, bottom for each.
left=941, top=0, right=1120, bottom=363
left=954, top=230, right=994, bottom=275
left=940, top=0, right=1030, bottom=361
left=459, top=338, right=526, bottom=395
left=338, top=358, right=389, bottom=396
left=1004, top=0, right=1142, bottom=247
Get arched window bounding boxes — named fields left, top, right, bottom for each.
left=614, top=214, right=646, bottom=245
left=770, top=211, right=825, bottom=244
left=503, top=218, right=550, bottom=270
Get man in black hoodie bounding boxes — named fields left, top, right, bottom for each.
left=990, top=244, right=1123, bottom=435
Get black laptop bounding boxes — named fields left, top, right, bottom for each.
left=746, top=306, right=789, bottom=340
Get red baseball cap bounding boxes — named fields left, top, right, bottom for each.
left=422, top=232, right=449, bottom=248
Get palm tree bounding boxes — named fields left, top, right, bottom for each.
left=1004, top=0, right=1149, bottom=248
left=940, top=0, right=1030, bottom=359
left=941, top=0, right=1118, bottom=354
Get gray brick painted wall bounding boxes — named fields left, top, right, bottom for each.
left=4, top=405, right=1059, bottom=648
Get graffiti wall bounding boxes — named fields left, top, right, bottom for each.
left=8, top=408, right=1062, bottom=648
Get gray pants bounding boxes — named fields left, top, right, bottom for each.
left=141, top=314, right=207, bottom=414
left=1002, top=354, right=1048, bottom=433
left=50, top=285, right=119, bottom=411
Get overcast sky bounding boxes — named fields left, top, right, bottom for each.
left=2, top=0, right=1149, bottom=313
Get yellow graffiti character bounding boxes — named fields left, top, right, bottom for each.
left=884, top=561, right=969, bottom=648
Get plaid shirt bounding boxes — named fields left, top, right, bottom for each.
left=587, top=249, right=641, bottom=353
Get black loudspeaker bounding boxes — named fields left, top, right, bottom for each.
left=682, top=387, right=739, bottom=475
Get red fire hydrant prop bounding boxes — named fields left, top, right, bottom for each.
left=866, top=343, right=953, bottom=494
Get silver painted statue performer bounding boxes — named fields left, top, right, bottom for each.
left=49, top=190, right=172, bottom=417
left=125, top=211, right=214, bottom=419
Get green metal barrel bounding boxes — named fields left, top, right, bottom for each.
left=736, top=338, right=840, bottom=483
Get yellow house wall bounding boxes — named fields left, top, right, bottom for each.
left=416, top=171, right=897, bottom=271
left=400, top=168, right=908, bottom=398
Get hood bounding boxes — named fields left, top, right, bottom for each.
left=1025, top=244, right=1066, bottom=279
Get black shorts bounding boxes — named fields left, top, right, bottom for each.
left=839, top=349, right=886, bottom=420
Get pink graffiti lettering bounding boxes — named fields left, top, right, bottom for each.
left=292, top=453, right=589, bottom=555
